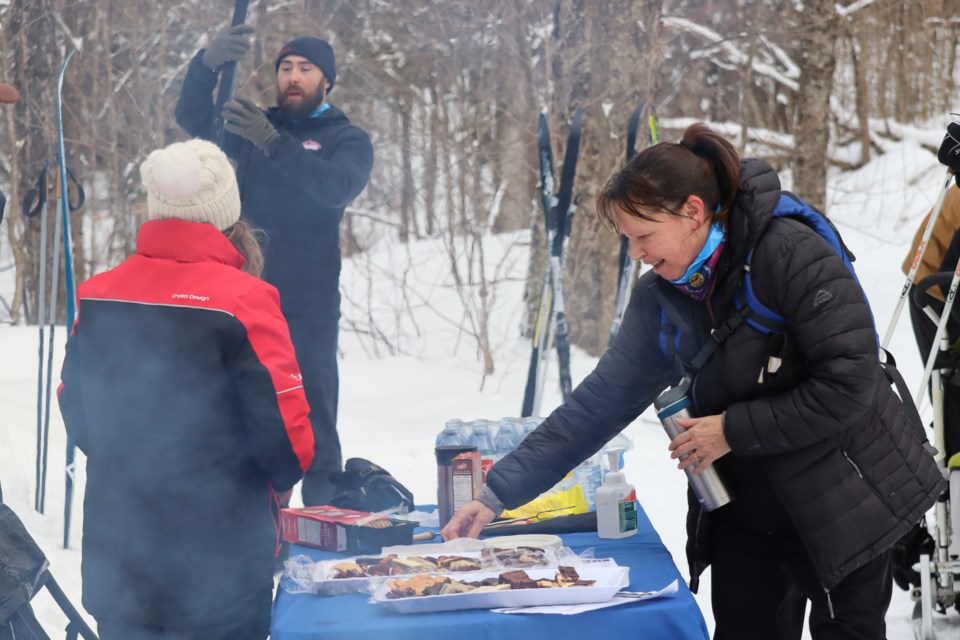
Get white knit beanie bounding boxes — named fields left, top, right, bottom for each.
left=140, top=139, right=241, bottom=231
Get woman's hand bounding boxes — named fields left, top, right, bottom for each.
left=440, top=500, right=496, bottom=540
left=668, top=413, right=731, bottom=474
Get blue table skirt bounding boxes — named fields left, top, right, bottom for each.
left=271, top=505, right=709, bottom=640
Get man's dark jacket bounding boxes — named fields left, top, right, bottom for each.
left=486, top=159, right=945, bottom=592
left=175, top=53, right=374, bottom=317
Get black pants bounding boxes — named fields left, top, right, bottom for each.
left=286, top=312, right=342, bottom=506
left=711, top=517, right=892, bottom=640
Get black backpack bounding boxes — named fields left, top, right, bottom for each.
left=328, top=458, right=415, bottom=514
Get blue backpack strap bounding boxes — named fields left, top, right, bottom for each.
left=777, top=192, right=857, bottom=277
left=654, top=279, right=752, bottom=376
left=735, top=192, right=860, bottom=336
left=659, top=307, right=681, bottom=361
left=734, top=257, right=787, bottom=335
left=652, top=281, right=691, bottom=375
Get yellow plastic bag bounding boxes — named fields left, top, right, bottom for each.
left=499, top=477, right=589, bottom=521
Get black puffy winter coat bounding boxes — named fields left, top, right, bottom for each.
left=175, top=53, right=374, bottom=318
left=486, top=158, right=944, bottom=592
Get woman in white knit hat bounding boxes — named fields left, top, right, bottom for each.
left=58, top=139, right=315, bottom=640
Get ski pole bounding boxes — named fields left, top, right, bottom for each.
left=40, top=163, right=64, bottom=516
left=915, top=255, right=960, bottom=408
left=881, top=169, right=954, bottom=350
left=214, top=0, right=251, bottom=148
left=548, top=108, right=583, bottom=405
left=23, top=162, right=50, bottom=512
left=521, top=114, right=559, bottom=417
left=57, top=46, right=80, bottom=548
left=610, top=107, right=659, bottom=344
left=610, top=103, right=645, bottom=347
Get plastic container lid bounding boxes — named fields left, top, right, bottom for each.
left=435, top=445, right=477, bottom=465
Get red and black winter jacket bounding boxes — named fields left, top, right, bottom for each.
left=58, top=219, right=314, bottom=626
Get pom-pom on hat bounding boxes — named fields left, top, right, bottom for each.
left=275, top=37, right=336, bottom=91
left=140, top=139, right=241, bottom=231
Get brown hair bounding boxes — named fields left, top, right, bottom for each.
left=596, top=122, right=741, bottom=233
left=223, top=219, right=266, bottom=278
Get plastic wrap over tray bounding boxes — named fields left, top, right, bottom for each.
left=372, top=565, right=630, bottom=613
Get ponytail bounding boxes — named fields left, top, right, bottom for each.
left=223, top=219, right=266, bottom=278
left=597, top=122, right=740, bottom=231
left=678, top=123, right=740, bottom=222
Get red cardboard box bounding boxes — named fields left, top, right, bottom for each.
left=280, top=506, right=417, bottom=554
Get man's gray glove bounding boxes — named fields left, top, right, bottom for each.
left=222, top=97, right=280, bottom=154
left=201, top=25, right=255, bottom=71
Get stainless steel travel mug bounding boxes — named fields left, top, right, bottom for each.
left=654, top=379, right=733, bottom=511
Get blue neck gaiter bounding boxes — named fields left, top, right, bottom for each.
left=669, top=222, right=725, bottom=285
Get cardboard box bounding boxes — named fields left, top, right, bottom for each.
left=451, top=452, right=481, bottom=512
left=280, top=506, right=417, bottom=554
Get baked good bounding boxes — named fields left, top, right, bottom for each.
left=437, top=555, right=482, bottom=572
left=383, top=567, right=596, bottom=599
left=385, top=574, right=451, bottom=599
left=328, top=561, right=365, bottom=579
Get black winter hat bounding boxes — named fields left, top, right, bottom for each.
left=275, top=37, right=336, bottom=91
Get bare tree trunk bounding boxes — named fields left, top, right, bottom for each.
left=491, top=0, right=537, bottom=234
left=849, top=22, right=872, bottom=167
left=793, top=0, right=838, bottom=211
left=399, top=93, right=414, bottom=242
left=562, top=0, right=659, bottom=356
left=424, top=84, right=438, bottom=237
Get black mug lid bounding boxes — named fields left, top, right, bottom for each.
left=435, top=445, right=477, bottom=466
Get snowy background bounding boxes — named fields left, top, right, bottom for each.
left=3, top=128, right=960, bottom=638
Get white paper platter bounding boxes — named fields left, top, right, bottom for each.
left=381, top=533, right=563, bottom=556
left=312, top=547, right=566, bottom=596
left=372, top=565, right=630, bottom=614
left=481, top=534, right=564, bottom=550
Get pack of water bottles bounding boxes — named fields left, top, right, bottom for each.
left=434, top=417, right=632, bottom=511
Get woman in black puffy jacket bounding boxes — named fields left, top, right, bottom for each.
left=442, top=123, right=944, bottom=639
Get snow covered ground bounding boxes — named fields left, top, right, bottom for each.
left=3, top=134, right=960, bottom=638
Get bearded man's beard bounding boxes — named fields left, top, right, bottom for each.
left=278, top=85, right=326, bottom=118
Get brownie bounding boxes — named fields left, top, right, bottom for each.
left=557, top=566, right=580, bottom=581
left=510, top=580, right=540, bottom=589
left=499, top=570, right=532, bottom=586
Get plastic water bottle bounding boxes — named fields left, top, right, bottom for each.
left=467, top=420, right=496, bottom=455
left=521, top=417, right=543, bottom=437
left=435, top=418, right=467, bottom=447
left=494, top=418, right=521, bottom=456
left=467, top=420, right=497, bottom=483
left=573, top=453, right=603, bottom=511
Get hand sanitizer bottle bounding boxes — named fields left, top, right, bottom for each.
left=596, top=448, right=638, bottom=539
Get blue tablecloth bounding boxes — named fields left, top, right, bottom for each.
left=271, top=505, right=709, bottom=640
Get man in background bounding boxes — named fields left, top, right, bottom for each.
left=176, top=26, right=374, bottom=505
